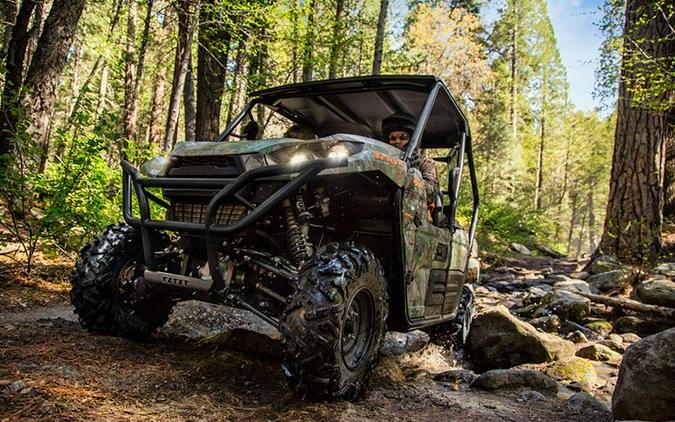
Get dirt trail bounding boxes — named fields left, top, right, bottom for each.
left=0, top=257, right=611, bottom=422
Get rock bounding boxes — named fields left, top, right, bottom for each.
left=510, top=242, right=531, bottom=255
left=613, top=316, right=673, bottom=337
left=567, top=392, right=611, bottom=415
left=619, top=332, right=641, bottom=344
left=529, top=315, right=561, bottom=333
left=524, top=286, right=549, bottom=305
left=198, top=329, right=281, bottom=357
left=598, top=338, right=625, bottom=353
left=560, top=321, right=600, bottom=340
left=653, top=262, right=675, bottom=277
left=570, top=271, right=590, bottom=280
left=612, top=328, right=675, bottom=421
left=576, top=344, right=622, bottom=363
left=534, top=290, right=590, bottom=322
left=565, top=330, right=589, bottom=344
left=635, top=278, right=675, bottom=308
left=545, top=357, right=597, bottom=385
left=588, top=255, right=623, bottom=274
left=468, top=306, right=575, bottom=370
left=432, top=369, right=477, bottom=385
left=587, top=270, right=631, bottom=292
left=518, top=389, right=546, bottom=402
left=553, top=280, right=591, bottom=295
left=371, top=356, right=406, bottom=384
left=8, top=380, right=28, bottom=392
left=549, top=274, right=575, bottom=283
left=583, top=319, right=613, bottom=338
left=535, top=244, right=565, bottom=258
left=470, top=369, right=558, bottom=393
left=381, top=330, right=430, bottom=356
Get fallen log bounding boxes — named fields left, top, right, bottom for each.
left=535, top=243, right=565, bottom=259
left=578, top=291, right=675, bottom=320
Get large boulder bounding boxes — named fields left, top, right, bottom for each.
left=635, top=278, right=675, bottom=308
left=553, top=279, right=592, bottom=295
left=381, top=330, right=430, bottom=356
left=612, top=328, right=675, bottom=421
left=588, top=255, right=623, bottom=274
left=587, top=270, right=630, bottom=292
left=510, top=242, right=531, bottom=255
left=534, top=290, right=590, bottom=322
left=470, top=369, right=558, bottom=393
left=468, top=305, right=575, bottom=370
left=653, top=262, right=675, bottom=277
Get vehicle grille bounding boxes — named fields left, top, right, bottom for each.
left=172, top=156, right=237, bottom=168
left=167, top=156, right=241, bottom=177
left=170, top=201, right=246, bottom=225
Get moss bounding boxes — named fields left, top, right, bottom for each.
left=545, top=357, right=597, bottom=384
left=584, top=320, right=613, bottom=337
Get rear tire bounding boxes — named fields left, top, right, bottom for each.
left=71, top=224, right=174, bottom=340
left=280, top=243, right=388, bottom=400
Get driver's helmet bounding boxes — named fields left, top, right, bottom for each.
left=381, top=112, right=416, bottom=142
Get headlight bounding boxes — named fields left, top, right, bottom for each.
left=327, top=144, right=350, bottom=160
left=289, top=151, right=309, bottom=165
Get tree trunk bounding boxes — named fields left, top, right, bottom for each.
left=567, top=192, right=578, bottom=254
left=1, top=0, right=17, bottom=67
left=164, top=0, right=198, bottom=152
left=0, top=0, right=37, bottom=157
left=96, top=0, right=124, bottom=117
left=328, top=0, right=344, bottom=79
left=135, top=0, right=153, bottom=94
left=225, top=38, right=247, bottom=127
left=576, top=204, right=587, bottom=258
left=372, top=0, right=388, bottom=75
left=18, top=0, right=87, bottom=170
left=664, top=138, right=675, bottom=220
left=196, top=0, right=230, bottom=141
left=301, top=0, right=316, bottom=82
left=510, top=0, right=519, bottom=144
left=534, top=67, right=546, bottom=210
left=597, top=0, right=674, bottom=263
left=123, top=0, right=138, bottom=146
left=184, top=53, right=196, bottom=142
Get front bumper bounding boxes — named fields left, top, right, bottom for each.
left=121, top=157, right=346, bottom=289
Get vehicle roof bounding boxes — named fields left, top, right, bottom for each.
left=251, top=75, right=470, bottom=148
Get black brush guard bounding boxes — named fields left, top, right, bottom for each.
left=121, top=157, right=347, bottom=296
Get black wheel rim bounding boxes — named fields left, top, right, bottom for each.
left=117, top=259, right=143, bottom=305
left=341, top=287, right=375, bottom=370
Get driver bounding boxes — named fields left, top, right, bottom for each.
left=382, top=112, right=440, bottom=210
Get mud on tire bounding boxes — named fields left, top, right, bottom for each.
left=71, top=224, right=174, bottom=340
left=280, top=243, right=388, bottom=400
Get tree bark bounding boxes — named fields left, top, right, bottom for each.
left=372, top=0, right=388, bottom=75
left=510, top=0, right=519, bottom=144
left=587, top=188, right=596, bottom=252
left=225, top=39, right=247, bottom=125
left=96, top=0, right=124, bottom=117
left=597, top=0, right=675, bottom=263
left=196, top=0, right=230, bottom=141
left=184, top=53, right=196, bottom=142
left=123, top=0, right=138, bottom=146
left=164, top=0, right=198, bottom=152
left=579, top=292, right=675, bottom=320
left=328, top=0, right=344, bottom=79
left=1, top=0, right=17, bottom=66
left=18, top=0, right=86, bottom=170
left=534, top=68, right=546, bottom=210
left=301, top=0, right=316, bottom=82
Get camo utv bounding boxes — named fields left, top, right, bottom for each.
left=71, top=75, right=479, bottom=400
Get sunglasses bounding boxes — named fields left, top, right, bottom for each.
left=388, top=133, right=410, bottom=142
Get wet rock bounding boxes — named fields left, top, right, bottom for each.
left=524, top=286, right=549, bottom=305
left=560, top=321, right=600, bottom=340
left=545, top=357, right=597, bottom=385
left=653, top=262, right=675, bottom=277
left=612, top=328, right=675, bottom=421
left=371, top=356, right=406, bottom=384
left=432, top=369, right=477, bottom=385
left=587, top=270, right=630, bottom=292
left=565, top=330, right=589, bottom=344
left=468, top=306, right=575, bottom=370
left=534, top=290, right=590, bottom=322
left=381, top=330, right=430, bottom=356
left=553, top=280, right=591, bottom=295
left=570, top=271, right=590, bottom=280
left=470, top=369, right=558, bottom=393
left=518, top=389, right=545, bottom=401
left=529, top=315, right=561, bottom=333
left=613, top=316, right=673, bottom=337
left=635, top=278, right=675, bottom=308
left=510, top=243, right=531, bottom=255
left=576, top=344, right=622, bottom=363
left=583, top=319, right=613, bottom=338
left=198, top=329, right=281, bottom=357
left=567, top=392, right=611, bottom=415
left=588, top=255, right=623, bottom=274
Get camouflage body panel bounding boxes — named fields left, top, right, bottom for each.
left=167, top=134, right=407, bottom=186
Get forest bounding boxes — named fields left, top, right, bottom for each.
left=1, top=0, right=675, bottom=420
left=0, top=0, right=648, bottom=271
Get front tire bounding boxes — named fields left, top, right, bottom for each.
left=280, top=243, right=388, bottom=400
left=71, top=224, right=174, bottom=340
